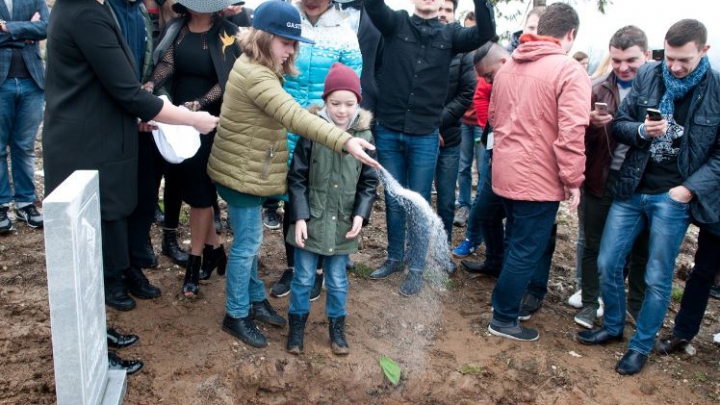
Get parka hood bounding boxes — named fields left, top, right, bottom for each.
left=512, top=33, right=566, bottom=63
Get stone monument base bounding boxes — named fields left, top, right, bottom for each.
left=101, top=370, right=127, bottom=405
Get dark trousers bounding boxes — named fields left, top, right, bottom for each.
left=102, top=218, right=130, bottom=284
left=162, top=158, right=184, bottom=230
left=581, top=171, right=647, bottom=313
left=672, top=227, right=720, bottom=341
left=128, top=133, right=165, bottom=268
left=470, top=149, right=504, bottom=271
left=491, top=199, right=559, bottom=324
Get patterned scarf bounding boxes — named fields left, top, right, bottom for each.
left=659, top=55, right=709, bottom=116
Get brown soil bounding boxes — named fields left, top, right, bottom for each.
left=1, top=139, right=719, bottom=405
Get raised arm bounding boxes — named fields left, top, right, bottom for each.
left=362, top=0, right=402, bottom=37
left=451, top=0, right=496, bottom=53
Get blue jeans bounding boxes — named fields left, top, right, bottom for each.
left=375, top=123, right=439, bottom=271
left=435, top=144, right=460, bottom=242
left=289, top=249, right=348, bottom=318
left=598, top=193, right=691, bottom=355
left=465, top=147, right=494, bottom=248
left=457, top=124, right=484, bottom=208
left=490, top=199, right=559, bottom=325
left=0, top=78, right=44, bottom=205
left=225, top=204, right=267, bottom=318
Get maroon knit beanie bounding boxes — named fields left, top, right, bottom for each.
left=322, top=62, right=362, bottom=103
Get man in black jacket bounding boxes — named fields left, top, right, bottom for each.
left=435, top=0, right=475, bottom=244
left=366, top=0, right=495, bottom=296
left=577, top=19, right=720, bottom=376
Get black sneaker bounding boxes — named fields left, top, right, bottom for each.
left=310, top=273, right=323, bottom=302
left=488, top=323, right=539, bottom=342
left=262, top=209, right=281, bottom=230
left=0, top=206, right=12, bottom=234
left=518, top=293, right=543, bottom=321
left=270, top=268, right=294, bottom=298
left=15, top=204, right=43, bottom=228
left=710, top=284, right=720, bottom=300
left=222, top=314, right=267, bottom=348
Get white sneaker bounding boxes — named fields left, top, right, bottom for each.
left=596, top=299, right=604, bottom=318
left=568, top=290, right=582, bottom=308
left=714, top=332, right=720, bottom=345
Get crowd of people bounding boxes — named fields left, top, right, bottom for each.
left=1, top=0, right=718, bottom=380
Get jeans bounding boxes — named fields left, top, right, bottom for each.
left=598, top=193, right=691, bottom=355
left=490, top=199, right=559, bottom=324
left=581, top=171, right=648, bottom=311
left=672, top=227, right=720, bottom=341
left=0, top=78, right=44, bottom=205
left=457, top=124, right=484, bottom=208
left=466, top=150, right=502, bottom=269
left=435, top=144, right=460, bottom=242
left=375, top=123, right=439, bottom=271
left=289, top=249, right=348, bottom=318
left=575, top=190, right=585, bottom=288
left=225, top=204, right=267, bottom=318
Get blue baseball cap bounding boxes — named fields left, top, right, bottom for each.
left=252, top=1, right=314, bottom=44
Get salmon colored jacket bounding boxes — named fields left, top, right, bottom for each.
left=489, top=34, right=591, bottom=201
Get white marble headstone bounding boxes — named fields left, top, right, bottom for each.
left=43, top=170, right=126, bottom=405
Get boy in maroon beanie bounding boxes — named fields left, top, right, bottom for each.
left=284, top=63, right=378, bottom=355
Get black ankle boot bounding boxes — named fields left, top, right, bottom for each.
left=286, top=313, right=308, bottom=354
left=126, top=266, right=161, bottom=299
left=199, top=244, right=227, bottom=280
left=329, top=316, right=349, bottom=355
left=162, top=229, right=189, bottom=267
left=250, top=299, right=286, bottom=326
left=222, top=314, right=267, bottom=348
left=105, top=279, right=136, bottom=311
left=182, top=254, right=201, bottom=297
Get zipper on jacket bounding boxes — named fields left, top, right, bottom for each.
left=261, top=146, right=275, bottom=178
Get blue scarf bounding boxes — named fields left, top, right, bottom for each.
left=659, top=55, right=709, bottom=116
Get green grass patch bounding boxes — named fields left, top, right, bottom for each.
left=695, top=372, right=708, bottom=382
left=671, top=287, right=684, bottom=302
left=460, top=364, right=483, bottom=375
left=352, top=263, right=374, bottom=279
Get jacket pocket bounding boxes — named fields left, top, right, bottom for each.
left=636, top=96, right=658, bottom=118
left=260, top=145, right=276, bottom=179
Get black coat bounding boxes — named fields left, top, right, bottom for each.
left=440, top=50, right=475, bottom=148
left=613, top=62, right=720, bottom=224
left=43, top=0, right=164, bottom=221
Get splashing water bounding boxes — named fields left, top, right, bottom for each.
left=374, top=167, right=457, bottom=379
left=377, top=167, right=455, bottom=284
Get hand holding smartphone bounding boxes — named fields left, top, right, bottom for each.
left=595, top=102, right=609, bottom=116
left=646, top=108, right=663, bottom=121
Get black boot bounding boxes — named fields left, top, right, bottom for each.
left=144, top=239, right=159, bottom=269
left=329, top=316, right=349, bottom=355
left=105, top=279, right=136, bottom=311
left=250, top=299, right=287, bottom=326
left=126, top=266, right=161, bottom=299
left=286, top=313, right=308, bottom=354
left=199, top=244, right=227, bottom=280
left=182, top=254, right=201, bottom=297
left=222, top=314, right=267, bottom=348
left=162, top=228, right=189, bottom=267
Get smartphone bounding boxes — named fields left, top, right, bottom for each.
left=595, top=102, right=609, bottom=115
left=647, top=108, right=663, bottom=121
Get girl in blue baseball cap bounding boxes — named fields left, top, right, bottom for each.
left=207, top=0, right=380, bottom=349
